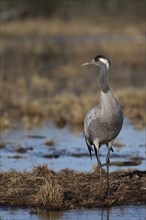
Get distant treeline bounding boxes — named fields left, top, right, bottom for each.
left=0, top=0, right=145, bottom=22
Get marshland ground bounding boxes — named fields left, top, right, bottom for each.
left=1, top=1, right=145, bottom=131
left=0, top=0, right=146, bottom=213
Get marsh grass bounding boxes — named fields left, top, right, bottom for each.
left=0, top=165, right=146, bottom=209
left=1, top=88, right=145, bottom=130
left=1, top=18, right=144, bottom=37
left=116, top=89, right=146, bottom=128
left=1, top=19, right=145, bottom=130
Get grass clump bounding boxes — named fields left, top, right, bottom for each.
left=32, top=165, right=63, bottom=209
left=0, top=165, right=63, bottom=209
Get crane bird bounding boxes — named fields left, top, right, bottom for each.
left=82, top=55, right=123, bottom=194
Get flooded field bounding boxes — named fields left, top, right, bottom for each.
left=0, top=118, right=145, bottom=172
left=0, top=118, right=146, bottom=219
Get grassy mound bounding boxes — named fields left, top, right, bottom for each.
left=0, top=165, right=146, bottom=209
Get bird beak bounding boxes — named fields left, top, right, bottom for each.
left=81, top=59, right=95, bottom=66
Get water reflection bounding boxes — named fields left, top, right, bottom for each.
left=101, top=208, right=110, bottom=220
left=32, top=209, right=62, bottom=220
left=32, top=206, right=146, bottom=220
left=31, top=208, right=109, bottom=220
left=0, top=205, right=145, bottom=220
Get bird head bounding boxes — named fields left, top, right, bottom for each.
left=82, top=55, right=111, bottom=70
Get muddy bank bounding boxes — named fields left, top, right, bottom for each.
left=0, top=165, right=146, bottom=209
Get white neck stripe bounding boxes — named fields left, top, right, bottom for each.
left=99, top=58, right=109, bottom=69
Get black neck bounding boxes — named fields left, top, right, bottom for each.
left=99, top=67, right=109, bottom=93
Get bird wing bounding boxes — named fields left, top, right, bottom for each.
left=84, top=99, right=103, bottom=159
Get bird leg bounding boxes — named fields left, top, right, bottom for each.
left=95, top=145, right=104, bottom=196
left=94, top=145, right=103, bottom=180
left=106, top=140, right=114, bottom=196
left=106, top=146, right=111, bottom=195
left=93, top=140, right=103, bottom=184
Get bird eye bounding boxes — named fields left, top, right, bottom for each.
left=94, top=56, right=99, bottom=62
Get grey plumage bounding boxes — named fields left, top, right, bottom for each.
left=84, top=91, right=123, bottom=153
left=82, top=55, right=123, bottom=194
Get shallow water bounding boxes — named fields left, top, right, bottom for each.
left=0, top=118, right=145, bottom=172
left=0, top=118, right=146, bottom=220
left=4, top=34, right=145, bottom=43
left=0, top=205, right=146, bottom=220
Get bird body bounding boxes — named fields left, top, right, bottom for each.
left=84, top=90, right=123, bottom=146
left=82, top=55, right=123, bottom=194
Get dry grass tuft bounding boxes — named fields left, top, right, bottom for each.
left=0, top=165, right=63, bottom=209
left=33, top=178, right=63, bottom=208
left=0, top=166, right=146, bottom=209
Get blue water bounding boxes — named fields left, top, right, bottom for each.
left=0, top=119, right=146, bottom=220
left=0, top=205, right=146, bottom=220
left=0, top=118, right=145, bottom=172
